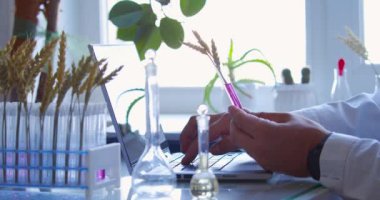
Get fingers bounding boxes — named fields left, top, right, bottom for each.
left=181, top=139, right=198, bottom=165
left=209, top=113, right=230, bottom=137
left=229, top=116, right=257, bottom=151
left=181, top=119, right=230, bottom=165
left=255, top=112, right=291, bottom=123
left=228, top=106, right=264, bottom=135
left=180, top=113, right=226, bottom=153
left=179, top=116, right=197, bottom=153
left=210, top=137, right=238, bottom=155
left=180, top=113, right=228, bottom=165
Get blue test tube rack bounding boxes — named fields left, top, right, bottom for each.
left=0, top=143, right=121, bottom=199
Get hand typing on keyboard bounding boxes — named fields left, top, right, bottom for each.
left=180, top=112, right=239, bottom=165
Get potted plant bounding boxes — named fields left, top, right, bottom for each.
left=109, top=0, right=207, bottom=60
left=184, top=31, right=277, bottom=112
left=108, top=0, right=208, bottom=135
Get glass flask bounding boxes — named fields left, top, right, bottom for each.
left=374, top=73, right=380, bottom=94
left=190, top=104, right=219, bottom=199
left=330, top=58, right=352, bottom=101
left=131, top=50, right=176, bottom=198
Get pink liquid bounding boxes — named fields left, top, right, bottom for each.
left=224, top=83, right=242, bottom=108
left=96, top=169, right=106, bottom=181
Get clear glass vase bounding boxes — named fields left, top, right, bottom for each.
left=131, top=50, right=176, bottom=198
left=330, top=68, right=352, bottom=102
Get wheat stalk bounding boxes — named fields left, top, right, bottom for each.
left=338, top=26, right=378, bottom=76
left=76, top=56, right=123, bottom=184
left=0, top=37, right=17, bottom=180
left=50, top=32, right=72, bottom=184
left=183, top=31, right=224, bottom=82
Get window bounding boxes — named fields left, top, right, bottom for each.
left=364, top=0, right=380, bottom=63
left=106, top=0, right=306, bottom=87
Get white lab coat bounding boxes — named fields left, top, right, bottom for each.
left=294, top=92, right=380, bottom=200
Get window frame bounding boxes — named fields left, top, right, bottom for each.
left=103, top=0, right=375, bottom=112
left=307, top=0, right=377, bottom=104
left=1, top=0, right=375, bottom=112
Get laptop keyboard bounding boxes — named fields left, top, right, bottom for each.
left=169, top=152, right=241, bottom=171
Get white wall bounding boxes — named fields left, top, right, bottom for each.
left=0, top=0, right=14, bottom=48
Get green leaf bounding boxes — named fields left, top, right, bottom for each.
left=116, top=88, right=145, bottom=104
left=228, top=39, right=234, bottom=64
left=138, top=4, right=157, bottom=26
left=232, top=59, right=277, bottom=83
left=156, top=0, right=170, bottom=6
left=115, top=87, right=145, bottom=127
left=180, top=0, right=206, bottom=17
left=159, top=18, right=184, bottom=49
left=134, top=25, right=162, bottom=60
left=233, top=79, right=266, bottom=99
left=109, top=1, right=143, bottom=28
left=203, top=74, right=219, bottom=113
left=235, top=48, right=265, bottom=64
left=126, top=95, right=145, bottom=126
left=117, top=26, right=137, bottom=41
left=235, top=79, right=265, bottom=85
left=232, top=82, right=252, bottom=99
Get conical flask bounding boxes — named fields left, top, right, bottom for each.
left=330, top=58, right=352, bottom=101
left=131, top=50, right=176, bottom=198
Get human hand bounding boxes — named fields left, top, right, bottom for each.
left=180, top=112, right=238, bottom=165
left=228, top=106, right=328, bottom=177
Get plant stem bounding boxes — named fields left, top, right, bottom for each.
left=1, top=94, right=8, bottom=181
left=64, top=96, right=75, bottom=184
left=15, top=102, right=22, bottom=183
left=38, top=115, right=45, bottom=184
left=24, top=103, right=31, bottom=183
left=51, top=103, right=60, bottom=184
left=77, top=103, right=88, bottom=185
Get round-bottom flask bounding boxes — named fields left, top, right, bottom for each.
left=190, top=167, right=219, bottom=199
left=190, top=105, right=219, bottom=199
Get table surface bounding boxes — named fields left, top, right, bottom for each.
left=0, top=174, right=343, bottom=200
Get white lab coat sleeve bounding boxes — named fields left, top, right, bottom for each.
left=292, top=92, right=380, bottom=199
left=292, top=92, right=380, bottom=139
left=320, top=133, right=380, bottom=200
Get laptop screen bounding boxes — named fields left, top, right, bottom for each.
left=89, top=44, right=147, bottom=174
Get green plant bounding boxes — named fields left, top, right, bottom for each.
left=109, top=0, right=206, bottom=60
left=116, top=88, right=145, bottom=132
left=185, top=32, right=277, bottom=112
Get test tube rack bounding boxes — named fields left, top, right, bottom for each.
left=0, top=143, right=121, bottom=198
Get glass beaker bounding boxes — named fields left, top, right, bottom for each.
left=131, top=50, right=176, bottom=198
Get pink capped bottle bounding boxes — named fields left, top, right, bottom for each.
left=330, top=58, right=352, bottom=101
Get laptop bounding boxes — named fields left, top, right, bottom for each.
left=88, top=44, right=272, bottom=181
